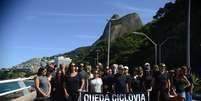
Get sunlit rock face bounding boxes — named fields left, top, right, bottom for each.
left=94, top=13, right=143, bottom=44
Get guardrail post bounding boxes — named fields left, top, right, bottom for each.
left=147, top=91, right=150, bottom=101
left=18, top=78, right=29, bottom=96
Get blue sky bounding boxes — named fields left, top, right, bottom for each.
left=0, top=0, right=175, bottom=68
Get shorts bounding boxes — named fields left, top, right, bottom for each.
left=178, top=92, right=186, bottom=99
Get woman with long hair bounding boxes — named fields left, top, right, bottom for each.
left=174, top=68, right=190, bottom=101
left=89, top=70, right=103, bottom=93
left=51, top=69, right=65, bottom=101
left=64, top=63, right=85, bottom=101
left=34, top=67, right=51, bottom=101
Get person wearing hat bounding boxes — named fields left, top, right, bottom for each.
left=144, top=62, right=151, bottom=72
left=123, top=66, right=130, bottom=75
left=123, top=66, right=131, bottom=92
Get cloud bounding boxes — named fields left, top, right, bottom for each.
left=112, top=2, right=156, bottom=14
left=46, top=12, right=108, bottom=17
left=25, top=15, right=37, bottom=20
left=14, top=46, right=66, bottom=51
left=111, top=2, right=157, bottom=24
left=73, top=34, right=98, bottom=39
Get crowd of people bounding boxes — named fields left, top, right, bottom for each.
left=34, top=62, right=193, bottom=101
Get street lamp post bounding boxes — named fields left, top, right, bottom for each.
left=107, top=18, right=117, bottom=68
left=96, top=49, right=100, bottom=65
left=187, top=0, right=191, bottom=68
left=158, top=37, right=176, bottom=63
left=133, top=32, right=158, bottom=65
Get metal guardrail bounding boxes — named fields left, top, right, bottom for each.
left=0, top=86, right=31, bottom=96
left=0, top=77, right=34, bottom=97
left=0, top=77, right=32, bottom=84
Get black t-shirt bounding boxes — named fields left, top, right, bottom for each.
left=113, top=73, right=128, bottom=93
left=143, top=72, right=153, bottom=90
left=102, top=74, right=114, bottom=92
left=156, top=72, right=169, bottom=91
left=131, top=76, right=144, bottom=92
left=125, top=75, right=131, bottom=83
left=51, top=77, right=65, bottom=100
left=65, top=74, right=82, bottom=93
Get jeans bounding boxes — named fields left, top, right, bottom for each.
left=185, top=92, right=192, bottom=101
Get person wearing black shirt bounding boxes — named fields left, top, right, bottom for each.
left=113, top=65, right=129, bottom=93
left=130, top=67, right=144, bottom=93
left=143, top=63, right=153, bottom=92
left=155, top=63, right=170, bottom=101
left=64, top=63, right=85, bottom=101
left=50, top=69, right=65, bottom=101
left=102, top=68, right=114, bottom=93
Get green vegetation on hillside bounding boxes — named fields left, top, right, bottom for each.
left=0, top=70, right=34, bottom=80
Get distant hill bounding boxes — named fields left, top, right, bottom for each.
left=53, top=46, right=91, bottom=63
left=12, top=58, right=44, bottom=73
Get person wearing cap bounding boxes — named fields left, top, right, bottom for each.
left=123, top=66, right=131, bottom=93
left=144, top=62, right=151, bottom=72
left=123, top=66, right=130, bottom=76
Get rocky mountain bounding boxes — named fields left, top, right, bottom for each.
left=94, top=13, right=143, bottom=45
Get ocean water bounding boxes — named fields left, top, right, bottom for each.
left=0, top=80, right=34, bottom=93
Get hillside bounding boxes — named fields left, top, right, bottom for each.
left=13, top=58, right=45, bottom=73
